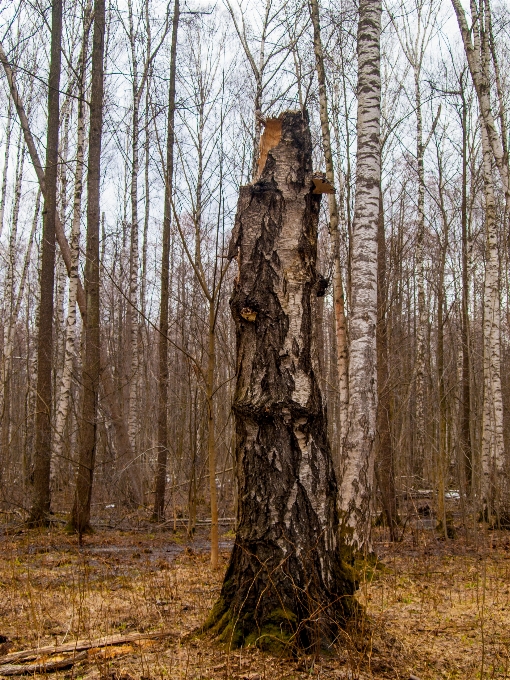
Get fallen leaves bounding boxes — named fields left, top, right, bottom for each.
left=1, top=526, right=510, bottom=679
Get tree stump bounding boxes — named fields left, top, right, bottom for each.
left=204, top=111, right=356, bottom=651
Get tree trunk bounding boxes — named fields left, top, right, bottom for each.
left=28, top=0, right=63, bottom=525
left=0, top=36, right=137, bottom=495
left=205, top=111, right=356, bottom=651
left=480, top=121, right=506, bottom=521
left=206, top=301, right=218, bottom=567
left=52, top=8, right=90, bottom=481
left=2, top=138, right=27, bottom=469
left=0, top=97, right=13, bottom=238
left=414, top=71, right=426, bottom=483
left=375, top=186, right=398, bottom=540
left=436, top=151, right=449, bottom=537
left=309, top=0, right=349, bottom=460
left=459, top=76, right=472, bottom=496
left=124, top=0, right=143, bottom=506
left=337, top=0, right=381, bottom=554
left=451, top=0, right=510, bottom=205
left=69, top=0, right=105, bottom=535
left=152, top=0, right=179, bottom=522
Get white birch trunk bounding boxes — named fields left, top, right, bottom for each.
left=3, top=195, right=40, bottom=416
left=414, top=72, right=427, bottom=476
left=52, top=8, right=91, bottom=485
left=451, top=0, right=510, bottom=207
left=126, top=0, right=141, bottom=493
left=1, top=136, right=25, bottom=401
left=480, top=119, right=505, bottom=518
left=452, top=0, right=508, bottom=517
left=338, top=0, right=381, bottom=553
left=0, top=97, right=13, bottom=239
left=52, top=115, right=86, bottom=482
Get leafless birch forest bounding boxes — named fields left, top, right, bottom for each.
left=1, top=0, right=510, bottom=677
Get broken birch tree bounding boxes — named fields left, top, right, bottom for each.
left=205, top=111, right=356, bottom=650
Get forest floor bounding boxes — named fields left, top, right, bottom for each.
left=1, top=519, right=510, bottom=680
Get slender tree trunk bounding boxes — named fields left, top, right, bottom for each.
left=70, top=0, right=106, bottom=535
left=0, top=137, right=24, bottom=469
left=451, top=0, right=510, bottom=209
left=206, top=112, right=356, bottom=649
left=28, top=0, right=63, bottom=525
left=414, top=72, right=426, bottom=481
left=125, top=1, right=142, bottom=504
left=309, top=0, right=349, bottom=459
left=0, top=97, right=13, bottom=239
left=206, top=301, right=218, bottom=567
left=436, top=154, right=449, bottom=537
left=0, top=42, right=85, bottom=314
left=0, top=37, right=137, bottom=494
left=375, top=186, right=398, bottom=539
left=480, top=122, right=505, bottom=520
left=53, top=10, right=91, bottom=478
left=459, top=78, right=472, bottom=496
left=338, top=0, right=381, bottom=554
left=152, top=0, right=179, bottom=522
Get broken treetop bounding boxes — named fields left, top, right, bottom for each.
left=228, top=110, right=326, bottom=414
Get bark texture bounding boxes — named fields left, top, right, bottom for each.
left=205, top=112, right=356, bottom=650
left=153, top=0, right=179, bottom=522
left=28, top=0, right=63, bottom=525
left=70, top=0, right=105, bottom=534
left=338, top=0, right=381, bottom=553
left=53, top=4, right=91, bottom=483
left=480, top=122, right=505, bottom=519
left=309, top=0, right=349, bottom=458
left=375, top=186, right=398, bottom=539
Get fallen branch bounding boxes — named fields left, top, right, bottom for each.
left=0, top=651, right=88, bottom=676
left=0, top=631, right=172, bottom=666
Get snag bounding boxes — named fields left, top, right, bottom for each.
left=203, top=111, right=357, bottom=651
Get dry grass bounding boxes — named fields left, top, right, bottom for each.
left=0, top=523, right=509, bottom=679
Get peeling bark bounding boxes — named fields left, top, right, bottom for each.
left=205, top=112, right=356, bottom=650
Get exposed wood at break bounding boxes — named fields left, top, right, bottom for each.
left=312, top=173, right=335, bottom=194
left=255, top=117, right=282, bottom=178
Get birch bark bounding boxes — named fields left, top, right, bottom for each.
left=338, top=0, right=381, bottom=554
left=0, top=37, right=137, bottom=497
left=70, top=0, right=106, bottom=535
left=206, top=111, right=356, bottom=649
left=480, top=121, right=505, bottom=518
left=52, top=7, right=91, bottom=478
left=451, top=0, right=510, bottom=207
left=309, top=0, right=349, bottom=460
left=0, top=97, right=13, bottom=239
left=451, top=0, right=508, bottom=518
left=1, top=135, right=25, bottom=463
left=28, top=0, right=62, bottom=525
